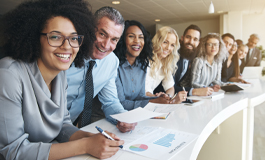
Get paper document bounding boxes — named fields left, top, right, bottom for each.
left=103, top=126, right=158, bottom=160
left=110, top=107, right=165, bottom=123
left=144, top=103, right=184, bottom=119
left=188, top=91, right=224, bottom=101
left=124, top=127, right=198, bottom=160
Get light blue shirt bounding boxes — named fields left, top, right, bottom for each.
left=180, top=59, right=189, bottom=80
left=66, top=52, right=126, bottom=124
left=116, top=59, right=153, bottom=110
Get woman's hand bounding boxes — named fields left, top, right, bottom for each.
left=85, top=132, right=124, bottom=159
left=170, top=91, right=187, bottom=104
left=211, top=85, right=221, bottom=92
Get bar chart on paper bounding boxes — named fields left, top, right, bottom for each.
left=153, top=133, right=175, bottom=147
left=124, top=127, right=198, bottom=160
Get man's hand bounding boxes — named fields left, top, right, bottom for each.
left=192, top=87, right=213, bottom=96
left=155, top=92, right=166, bottom=97
left=149, top=96, right=170, bottom=104
left=116, top=121, right=137, bottom=133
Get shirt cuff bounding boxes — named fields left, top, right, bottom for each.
left=189, top=88, right=194, bottom=96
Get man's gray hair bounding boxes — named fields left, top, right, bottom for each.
left=94, top=6, right=124, bottom=29
left=250, top=34, right=260, bottom=40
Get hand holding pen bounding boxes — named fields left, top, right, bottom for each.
left=170, top=87, right=187, bottom=104
left=96, top=126, right=124, bottom=150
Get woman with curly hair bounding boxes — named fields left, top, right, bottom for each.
left=114, top=20, right=171, bottom=110
left=191, top=33, right=227, bottom=91
left=0, top=0, right=123, bottom=159
left=145, top=26, right=187, bottom=103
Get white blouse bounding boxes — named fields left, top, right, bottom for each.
left=145, top=64, right=174, bottom=94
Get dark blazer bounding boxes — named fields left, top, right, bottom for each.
left=241, top=47, right=261, bottom=73
left=154, top=57, right=192, bottom=95
left=174, top=57, right=192, bottom=94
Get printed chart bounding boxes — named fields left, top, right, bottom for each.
left=129, top=144, right=148, bottom=152
left=153, top=133, right=175, bottom=147
left=124, top=127, right=198, bottom=160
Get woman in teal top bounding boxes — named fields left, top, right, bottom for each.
left=0, top=0, right=123, bottom=159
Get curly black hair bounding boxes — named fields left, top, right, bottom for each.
left=2, top=0, right=96, bottom=68
left=114, top=20, right=153, bottom=71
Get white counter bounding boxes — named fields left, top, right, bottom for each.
left=66, top=79, right=265, bottom=160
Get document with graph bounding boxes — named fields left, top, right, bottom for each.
left=123, top=127, right=198, bottom=160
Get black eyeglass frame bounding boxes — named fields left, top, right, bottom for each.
left=40, top=32, right=84, bottom=48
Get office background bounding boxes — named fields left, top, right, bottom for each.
left=1, top=0, right=265, bottom=46
left=0, top=0, right=265, bottom=159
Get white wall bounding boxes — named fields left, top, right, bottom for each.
left=242, top=13, right=265, bottom=48
left=156, top=18, right=220, bottom=38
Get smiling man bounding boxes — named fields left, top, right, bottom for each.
left=66, top=6, right=137, bottom=132
left=245, top=34, right=261, bottom=66
left=154, top=25, right=214, bottom=96
left=174, top=25, right=214, bottom=96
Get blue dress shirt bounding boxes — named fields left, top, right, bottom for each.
left=116, top=59, right=153, bottom=110
left=66, top=52, right=126, bottom=124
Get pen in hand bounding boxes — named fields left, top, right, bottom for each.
left=170, top=87, right=186, bottom=101
left=170, top=93, right=177, bottom=101
left=95, top=126, right=124, bottom=150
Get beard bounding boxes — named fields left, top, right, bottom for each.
left=179, top=41, right=197, bottom=61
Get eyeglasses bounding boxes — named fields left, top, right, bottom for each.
left=206, top=43, right=219, bottom=47
left=40, top=32, right=84, bottom=48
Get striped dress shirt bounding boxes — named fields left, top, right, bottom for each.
left=191, top=57, right=223, bottom=88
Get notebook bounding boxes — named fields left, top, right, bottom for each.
left=188, top=91, right=225, bottom=101
left=221, top=84, right=244, bottom=92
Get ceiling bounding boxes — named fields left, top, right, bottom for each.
left=1, top=0, right=265, bottom=31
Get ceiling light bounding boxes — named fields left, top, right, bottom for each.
left=155, top=19, right=160, bottom=22
left=208, top=1, right=214, bottom=14
left=112, top=1, right=120, bottom=4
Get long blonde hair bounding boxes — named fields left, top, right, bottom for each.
left=150, top=26, right=180, bottom=80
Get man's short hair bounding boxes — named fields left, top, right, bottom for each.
left=94, top=6, right=124, bottom=29
left=222, top=33, right=235, bottom=41
left=183, top=24, right=201, bottom=37
left=249, top=34, right=260, bottom=40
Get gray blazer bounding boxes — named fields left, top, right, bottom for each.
left=245, top=47, right=261, bottom=66
left=0, top=57, right=79, bottom=160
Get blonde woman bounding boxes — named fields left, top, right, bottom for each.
left=238, top=44, right=249, bottom=73
left=145, top=26, right=187, bottom=103
left=191, top=33, right=227, bottom=92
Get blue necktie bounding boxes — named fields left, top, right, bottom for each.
left=79, top=60, right=96, bottom=127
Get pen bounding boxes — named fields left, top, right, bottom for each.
left=95, top=126, right=124, bottom=149
left=170, top=93, right=177, bottom=100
